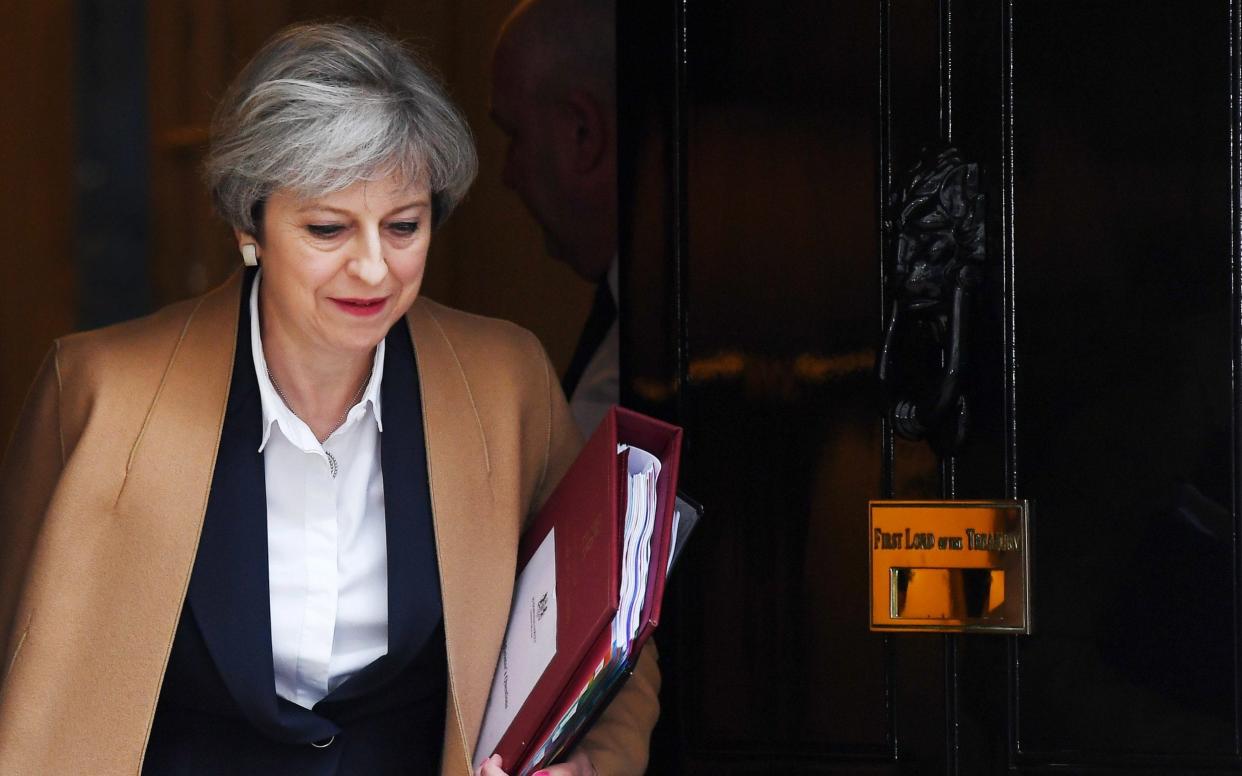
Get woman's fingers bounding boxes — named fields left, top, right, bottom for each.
left=476, top=750, right=595, bottom=776
left=475, top=754, right=509, bottom=776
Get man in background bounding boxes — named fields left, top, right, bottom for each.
left=490, top=0, right=618, bottom=436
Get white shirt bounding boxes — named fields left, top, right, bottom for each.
left=249, top=271, right=389, bottom=709
left=569, top=259, right=619, bottom=436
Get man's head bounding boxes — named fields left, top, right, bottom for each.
left=490, top=0, right=616, bottom=283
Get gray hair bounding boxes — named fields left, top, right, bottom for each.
left=206, top=21, right=477, bottom=236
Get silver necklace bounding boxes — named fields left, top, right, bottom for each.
left=266, top=367, right=368, bottom=478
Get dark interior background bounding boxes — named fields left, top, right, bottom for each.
left=623, top=0, right=1242, bottom=773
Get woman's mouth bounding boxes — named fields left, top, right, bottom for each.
left=330, top=297, right=388, bottom=317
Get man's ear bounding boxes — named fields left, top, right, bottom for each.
left=560, top=88, right=610, bottom=175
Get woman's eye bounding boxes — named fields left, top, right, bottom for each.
left=307, top=224, right=345, bottom=238
left=388, top=221, right=421, bottom=236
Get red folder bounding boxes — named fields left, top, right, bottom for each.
left=487, top=406, right=683, bottom=772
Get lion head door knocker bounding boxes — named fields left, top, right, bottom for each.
left=876, top=146, right=986, bottom=456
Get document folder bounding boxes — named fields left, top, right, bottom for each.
left=474, top=406, right=683, bottom=775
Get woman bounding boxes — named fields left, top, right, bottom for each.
left=0, top=22, right=657, bottom=776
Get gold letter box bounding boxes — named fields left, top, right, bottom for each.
left=869, top=500, right=1031, bottom=634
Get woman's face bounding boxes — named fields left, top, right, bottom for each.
left=242, top=171, right=431, bottom=359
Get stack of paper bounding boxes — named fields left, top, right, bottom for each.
left=520, top=446, right=662, bottom=772
left=614, top=444, right=661, bottom=650
left=472, top=406, right=686, bottom=775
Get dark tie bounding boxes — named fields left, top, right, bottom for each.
left=562, top=280, right=617, bottom=399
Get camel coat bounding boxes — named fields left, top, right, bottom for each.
left=0, top=272, right=659, bottom=775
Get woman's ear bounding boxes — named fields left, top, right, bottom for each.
left=234, top=229, right=260, bottom=267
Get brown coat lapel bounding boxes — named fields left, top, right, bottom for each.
left=0, top=275, right=239, bottom=774
left=405, top=300, right=508, bottom=775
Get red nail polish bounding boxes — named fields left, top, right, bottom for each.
left=534, top=772, right=550, bottom=776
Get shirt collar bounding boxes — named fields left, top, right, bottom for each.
left=249, top=269, right=385, bottom=453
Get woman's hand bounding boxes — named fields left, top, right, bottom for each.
left=475, top=751, right=597, bottom=776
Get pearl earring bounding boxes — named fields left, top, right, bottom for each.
left=241, top=244, right=258, bottom=267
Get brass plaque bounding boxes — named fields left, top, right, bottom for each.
left=869, top=500, right=1031, bottom=634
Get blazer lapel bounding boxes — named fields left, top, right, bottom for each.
left=381, top=317, right=443, bottom=663
left=406, top=301, right=511, bottom=775
left=111, top=272, right=243, bottom=760
left=182, top=269, right=328, bottom=740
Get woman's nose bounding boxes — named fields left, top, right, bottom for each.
left=350, top=231, right=389, bottom=285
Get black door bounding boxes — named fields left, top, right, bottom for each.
left=618, top=2, right=1242, bottom=772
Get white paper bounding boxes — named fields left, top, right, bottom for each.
left=473, top=529, right=559, bottom=769
left=614, top=445, right=661, bottom=649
